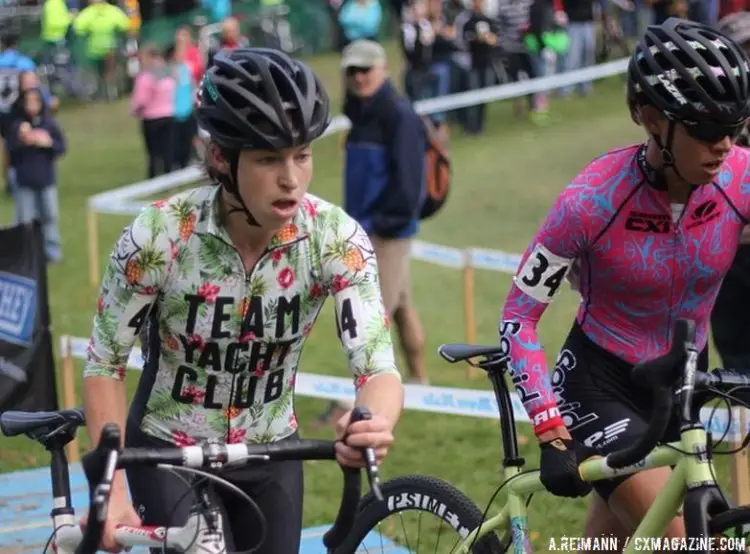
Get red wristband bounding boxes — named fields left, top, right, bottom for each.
left=530, top=406, right=565, bottom=437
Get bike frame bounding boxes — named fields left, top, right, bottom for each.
left=36, top=424, right=219, bottom=554
left=53, top=511, right=228, bottom=553
left=454, top=439, right=701, bottom=554
left=450, top=368, right=738, bottom=554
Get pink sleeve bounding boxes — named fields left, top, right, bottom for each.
left=500, top=186, right=589, bottom=437
left=130, top=73, right=153, bottom=115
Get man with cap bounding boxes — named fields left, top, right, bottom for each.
left=317, top=39, right=429, bottom=426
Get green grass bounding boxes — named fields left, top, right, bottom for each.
left=0, top=43, right=741, bottom=550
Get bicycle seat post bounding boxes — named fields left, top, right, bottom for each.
left=38, top=422, right=80, bottom=519
left=484, top=358, right=525, bottom=468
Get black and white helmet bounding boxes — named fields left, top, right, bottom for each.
left=196, top=47, right=331, bottom=151
left=627, top=17, right=750, bottom=125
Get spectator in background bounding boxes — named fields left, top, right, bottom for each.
left=166, top=43, right=197, bottom=170
left=208, top=16, right=249, bottom=65
left=401, top=1, right=438, bottom=101
left=401, top=0, right=454, bottom=135
left=426, top=0, right=455, bottom=132
left=175, top=26, right=204, bottom=86
left=123, top=0, right=142, bottom=36
left=318, top=40, right=428, bottom=426
left=497, top=0, right=537, bottom=118
left=650, top=0, right=689, bottom=24
left=131, top=43, right=176, bottom=178
left=461, top=0, right=498, bottom=135
left=0, top=33, right=35, bottom=196
left=560, top=0, right=596, bottom=98
left=201, top=0, right=231, bottom=23
left=40, top=0, right=74, bottom=52
left=73, top=0, right=131, bottom=100
left=219, top=16, right=249, bottom=50
left=7, top=88, right=66, bottom=263
left=338, top=0, right=383, bottom=48
left=523, top=0, right=568, bottom=120
left=20, top=71, right=59, bottom=113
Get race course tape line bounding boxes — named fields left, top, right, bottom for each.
left=62, top=336, right=750, bottom=442
left=87, top=57, right=630, bottom=209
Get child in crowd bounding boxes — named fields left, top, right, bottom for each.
left=7, top=88, right=66, bottom=263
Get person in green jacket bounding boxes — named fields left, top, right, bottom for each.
left=41, top=0, right=74, bottom=48
left=72, top=0, right=131, bottom=100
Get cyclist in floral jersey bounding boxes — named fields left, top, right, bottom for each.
left=500, top=18, right=750, bottom=548
left=82, top=48, right=404, bottom=554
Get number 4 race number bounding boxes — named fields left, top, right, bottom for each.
left=514, top=244, right=572, bottom=303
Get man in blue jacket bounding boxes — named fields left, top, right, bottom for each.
left=318, top=39, right=429, bottom=425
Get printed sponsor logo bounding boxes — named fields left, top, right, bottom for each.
left=0, top=271, right=36, bottom=346
left=583, top=418, right=630, bottom=448
left=386, top=492, right=470, bottom=538
left=624, top=211, right=671, bottom=234
left=687, top=200, right=721, bottom=229
left=532, top=406, right=561, bottom=427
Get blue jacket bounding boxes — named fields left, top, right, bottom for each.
left=343, top=80, right=425, bottom=239
left=6, top=92, right=66, bottom=190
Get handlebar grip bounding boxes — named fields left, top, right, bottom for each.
left=76, top=423, right=122, bottom=554
left=606, top=320, right=695, bottom=470
left=349, top=407, right=384, bottom=502
left=606, top=386, right=672, bottom=469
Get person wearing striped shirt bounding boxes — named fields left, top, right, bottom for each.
left=496, top=0, right=536, bottom=117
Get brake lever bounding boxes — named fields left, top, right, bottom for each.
left=348, top=407, right=384, bottom=502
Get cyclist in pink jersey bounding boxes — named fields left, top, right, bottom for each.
left=500, top=17, right=750, bottom=546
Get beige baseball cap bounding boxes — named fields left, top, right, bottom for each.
left=341, top=39, right=387, bottom=69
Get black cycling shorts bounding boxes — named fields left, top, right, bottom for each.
left=553, top=321, right=708, bottom=502
left=711, top=244, right=750, bottom=371
left=125, top=419, right=304, bottom=554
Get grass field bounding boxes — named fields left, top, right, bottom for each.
left=0, top=43, right=741, bottom=550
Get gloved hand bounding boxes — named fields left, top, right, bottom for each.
left=539, top=438, right=597, bottom=498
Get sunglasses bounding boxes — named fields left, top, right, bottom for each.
left=345, top=66, right=372, bottom=77
left=678, top=118, right=748, bottom=143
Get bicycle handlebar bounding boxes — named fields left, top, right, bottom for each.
left=606, top=319, right=750, bottom=469
left=606, top=319, right=695, bottom=468
left=76, top=407, right=383, bottom=554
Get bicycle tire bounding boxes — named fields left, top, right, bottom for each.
left=333, top=475, right=504, bottom=554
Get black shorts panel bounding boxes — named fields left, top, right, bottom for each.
left=553, top=321, right=708, bottom=501
left=125, top=419, right=304, bottom=554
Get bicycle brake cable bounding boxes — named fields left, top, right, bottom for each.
left=42, top=524, right=68, bottom=554
left=158, top=463, right=267, bottom=554
left=160, top=466, right=203, bottom=553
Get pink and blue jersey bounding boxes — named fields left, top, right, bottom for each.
left=501, top=143, right=750, bottom=436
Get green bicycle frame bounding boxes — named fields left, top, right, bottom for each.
left=453, top=429, right=713, bottom=553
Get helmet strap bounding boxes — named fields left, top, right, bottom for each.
left=651, top=119, right=690, bottom=184
left=219, top=150, right=262, bottom=228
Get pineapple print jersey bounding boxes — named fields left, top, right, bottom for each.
left=501, top=144, right=750, bottom=437
left=84, top=184, right=400, bottom=446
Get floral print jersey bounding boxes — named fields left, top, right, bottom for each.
left=84, top=185, right=400, bottom=446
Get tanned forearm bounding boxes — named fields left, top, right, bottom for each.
left=355, top=374, right=404, bottom=428
left=83, top=376, right=130, bottom=499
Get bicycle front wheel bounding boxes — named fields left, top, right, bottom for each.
left=334, top=475, right=503, bottom=554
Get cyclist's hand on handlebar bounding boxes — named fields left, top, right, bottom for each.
left=79, top=495, right=142, bottom=553
left=335, top=410, right=394, bottom=468
left=539, top=437, right=597, bottom=498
